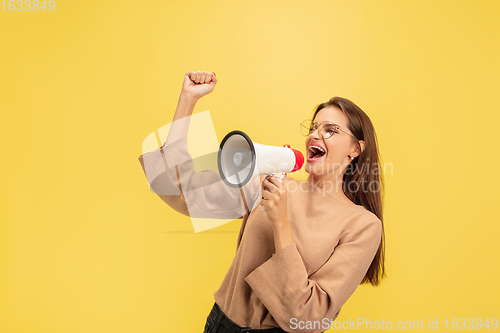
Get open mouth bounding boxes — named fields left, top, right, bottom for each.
left=307, top=145, right=326, bottom=162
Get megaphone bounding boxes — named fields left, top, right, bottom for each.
left=218, top=130, right=304, bottom=188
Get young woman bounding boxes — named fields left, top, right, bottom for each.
left=138, top=71, right=386, bottom=333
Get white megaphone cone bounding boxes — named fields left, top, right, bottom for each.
left=218, top=130, right=304, bottom=188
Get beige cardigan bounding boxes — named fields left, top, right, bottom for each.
left=138, top=135, right=382, bottom=333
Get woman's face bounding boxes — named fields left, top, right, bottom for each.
left=304, top=106, right=358, bottom=177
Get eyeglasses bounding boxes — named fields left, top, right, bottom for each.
left=300, top=119, right=359, bottom=141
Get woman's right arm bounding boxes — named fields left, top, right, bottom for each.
left=138, top=71, right=261, bottom=220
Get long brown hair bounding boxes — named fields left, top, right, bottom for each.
left=312, top=96, right=386, bottom=286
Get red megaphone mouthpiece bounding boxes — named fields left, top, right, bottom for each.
left=283, top=144, right=305, bottom=172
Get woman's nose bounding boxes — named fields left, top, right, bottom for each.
left=309, top=128, right=322, bottom=139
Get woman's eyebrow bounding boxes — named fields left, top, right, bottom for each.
left=323, top=122, right=341, bottom=128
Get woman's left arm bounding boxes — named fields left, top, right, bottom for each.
left=245, top=215, right=382, bottom=333
left=260, top=175, right=295, bottom=253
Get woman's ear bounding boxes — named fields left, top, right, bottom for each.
left=351, top=140, right=365, bottom=158
left=358, top=140, right=366, bottom=154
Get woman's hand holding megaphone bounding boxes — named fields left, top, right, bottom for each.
left=261, top=175, right=289, bottom=228
left=182, top=71, right=217, bottom=100
left=261, top=174, right=295, bottom=252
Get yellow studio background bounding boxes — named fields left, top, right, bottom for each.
left=1, top=0, right=499, bottom=332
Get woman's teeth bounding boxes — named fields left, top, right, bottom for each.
left=308, top=145, right=326, bottom=159
left=309, top=145, right=325, bottom=154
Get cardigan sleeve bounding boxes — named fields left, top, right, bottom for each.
left=138, top=135, right=261, bottom=219
left=244, top=219, right=382, bottom=333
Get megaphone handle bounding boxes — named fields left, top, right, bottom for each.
left=271, top=172, right=286, bottom=182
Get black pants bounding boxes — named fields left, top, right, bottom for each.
left=203, top=302, right=289, bottom=333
